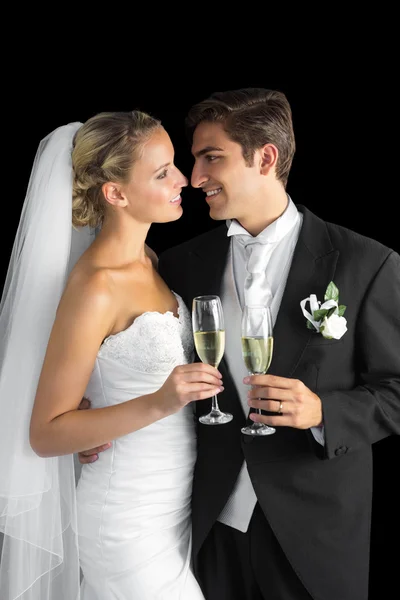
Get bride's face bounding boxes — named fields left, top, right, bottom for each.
left=122, top=127, right=188, bottom=224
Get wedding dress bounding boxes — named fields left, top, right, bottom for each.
left=76, top=292, right=205, bottom=600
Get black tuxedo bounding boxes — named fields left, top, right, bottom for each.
left=158, top=205, right=400, bottom=600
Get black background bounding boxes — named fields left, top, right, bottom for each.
left=2, top=35, right=398, bottom=599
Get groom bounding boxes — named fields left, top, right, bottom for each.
left=80, top=88, right=400, bottom=600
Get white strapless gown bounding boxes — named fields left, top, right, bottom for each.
left=76, top=293, right=205, bottom=600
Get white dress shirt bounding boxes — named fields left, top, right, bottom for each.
left=218, top=196, right=324, bottom=532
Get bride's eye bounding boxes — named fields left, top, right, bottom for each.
left=157, top=169, right=168, bottom=180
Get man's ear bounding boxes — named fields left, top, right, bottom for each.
left=102, top=182, right=128, bottom=207
left=259, top=143, right=278, bottom=175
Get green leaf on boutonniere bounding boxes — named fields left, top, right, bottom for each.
left=325, top=281, right=339, bottom=302
left=338, top=304, right=347, bottom=316
left=306, top=320, right=317, bottom=330
left=313, top=308, right=329, bottom=321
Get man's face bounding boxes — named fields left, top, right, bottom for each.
left=190, top=121, right=263, bottom=222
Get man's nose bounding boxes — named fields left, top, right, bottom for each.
left=191, top=162, right=207, bottom=189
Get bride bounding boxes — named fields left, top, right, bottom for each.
left=0, top=111, right=223, bottom=599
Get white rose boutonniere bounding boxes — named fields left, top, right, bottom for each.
left=300, top=281, right=348, bottom=340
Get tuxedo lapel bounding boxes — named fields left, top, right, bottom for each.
left=182, top=225, right=230, bottom=304
left=269, top=205, right=339, bottom=377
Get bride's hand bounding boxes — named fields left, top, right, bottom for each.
left=152, top=363, right=223, bottom=414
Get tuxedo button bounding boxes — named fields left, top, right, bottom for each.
left=334, top=446, right=348, bottom=456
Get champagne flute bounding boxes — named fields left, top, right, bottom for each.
left=241, top=305, right=275, bottom=436
left=192, top=295, right=233, bottom=425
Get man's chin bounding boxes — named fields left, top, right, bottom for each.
left=208, top=207, right=227, bottom=221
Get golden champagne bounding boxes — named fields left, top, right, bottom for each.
left=194, top=330, right=225, bottom=367
left=241, top=336, right=274, bottom=374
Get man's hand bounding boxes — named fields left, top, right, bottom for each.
left=244, top=374, right=323, bottom=429
left=77, top=397, right=111, bottom=464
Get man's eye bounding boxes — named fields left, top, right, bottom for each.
left=205, top=155, right=218, bottom=162
left=157, top=169, right=168, bottom=179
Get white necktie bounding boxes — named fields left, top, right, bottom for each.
left=243, top=240, right=275, bottom=307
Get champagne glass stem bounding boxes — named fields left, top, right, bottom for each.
left=252, top=384, right=263, bottom=418
left=211, top=394, right=220, bottom=413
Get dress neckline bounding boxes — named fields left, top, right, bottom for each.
left=102, top=292, right=183, bottom=345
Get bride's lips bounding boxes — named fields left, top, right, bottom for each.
left=170, top=194, right=182, bottom=205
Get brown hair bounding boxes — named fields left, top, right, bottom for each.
left=72, top=110, right=162, bottom=227
left=185, top=88, right=295, bottom=187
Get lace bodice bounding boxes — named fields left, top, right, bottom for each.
left=97, top=292, right=194, bottom=373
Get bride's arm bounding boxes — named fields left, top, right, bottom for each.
left=29, top=271, right=164, bottom=458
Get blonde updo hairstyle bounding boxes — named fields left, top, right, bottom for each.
left=72, top=110, right=162, bottom=228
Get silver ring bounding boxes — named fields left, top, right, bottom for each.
left=278, top=401, right=283, bottom=414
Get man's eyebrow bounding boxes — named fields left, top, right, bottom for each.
left=193, top=146, right=224, bottom=158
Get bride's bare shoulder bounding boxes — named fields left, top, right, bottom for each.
left=145, top=244, right=159, bottom=270
left=62, top=264, right=115, bottom=309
